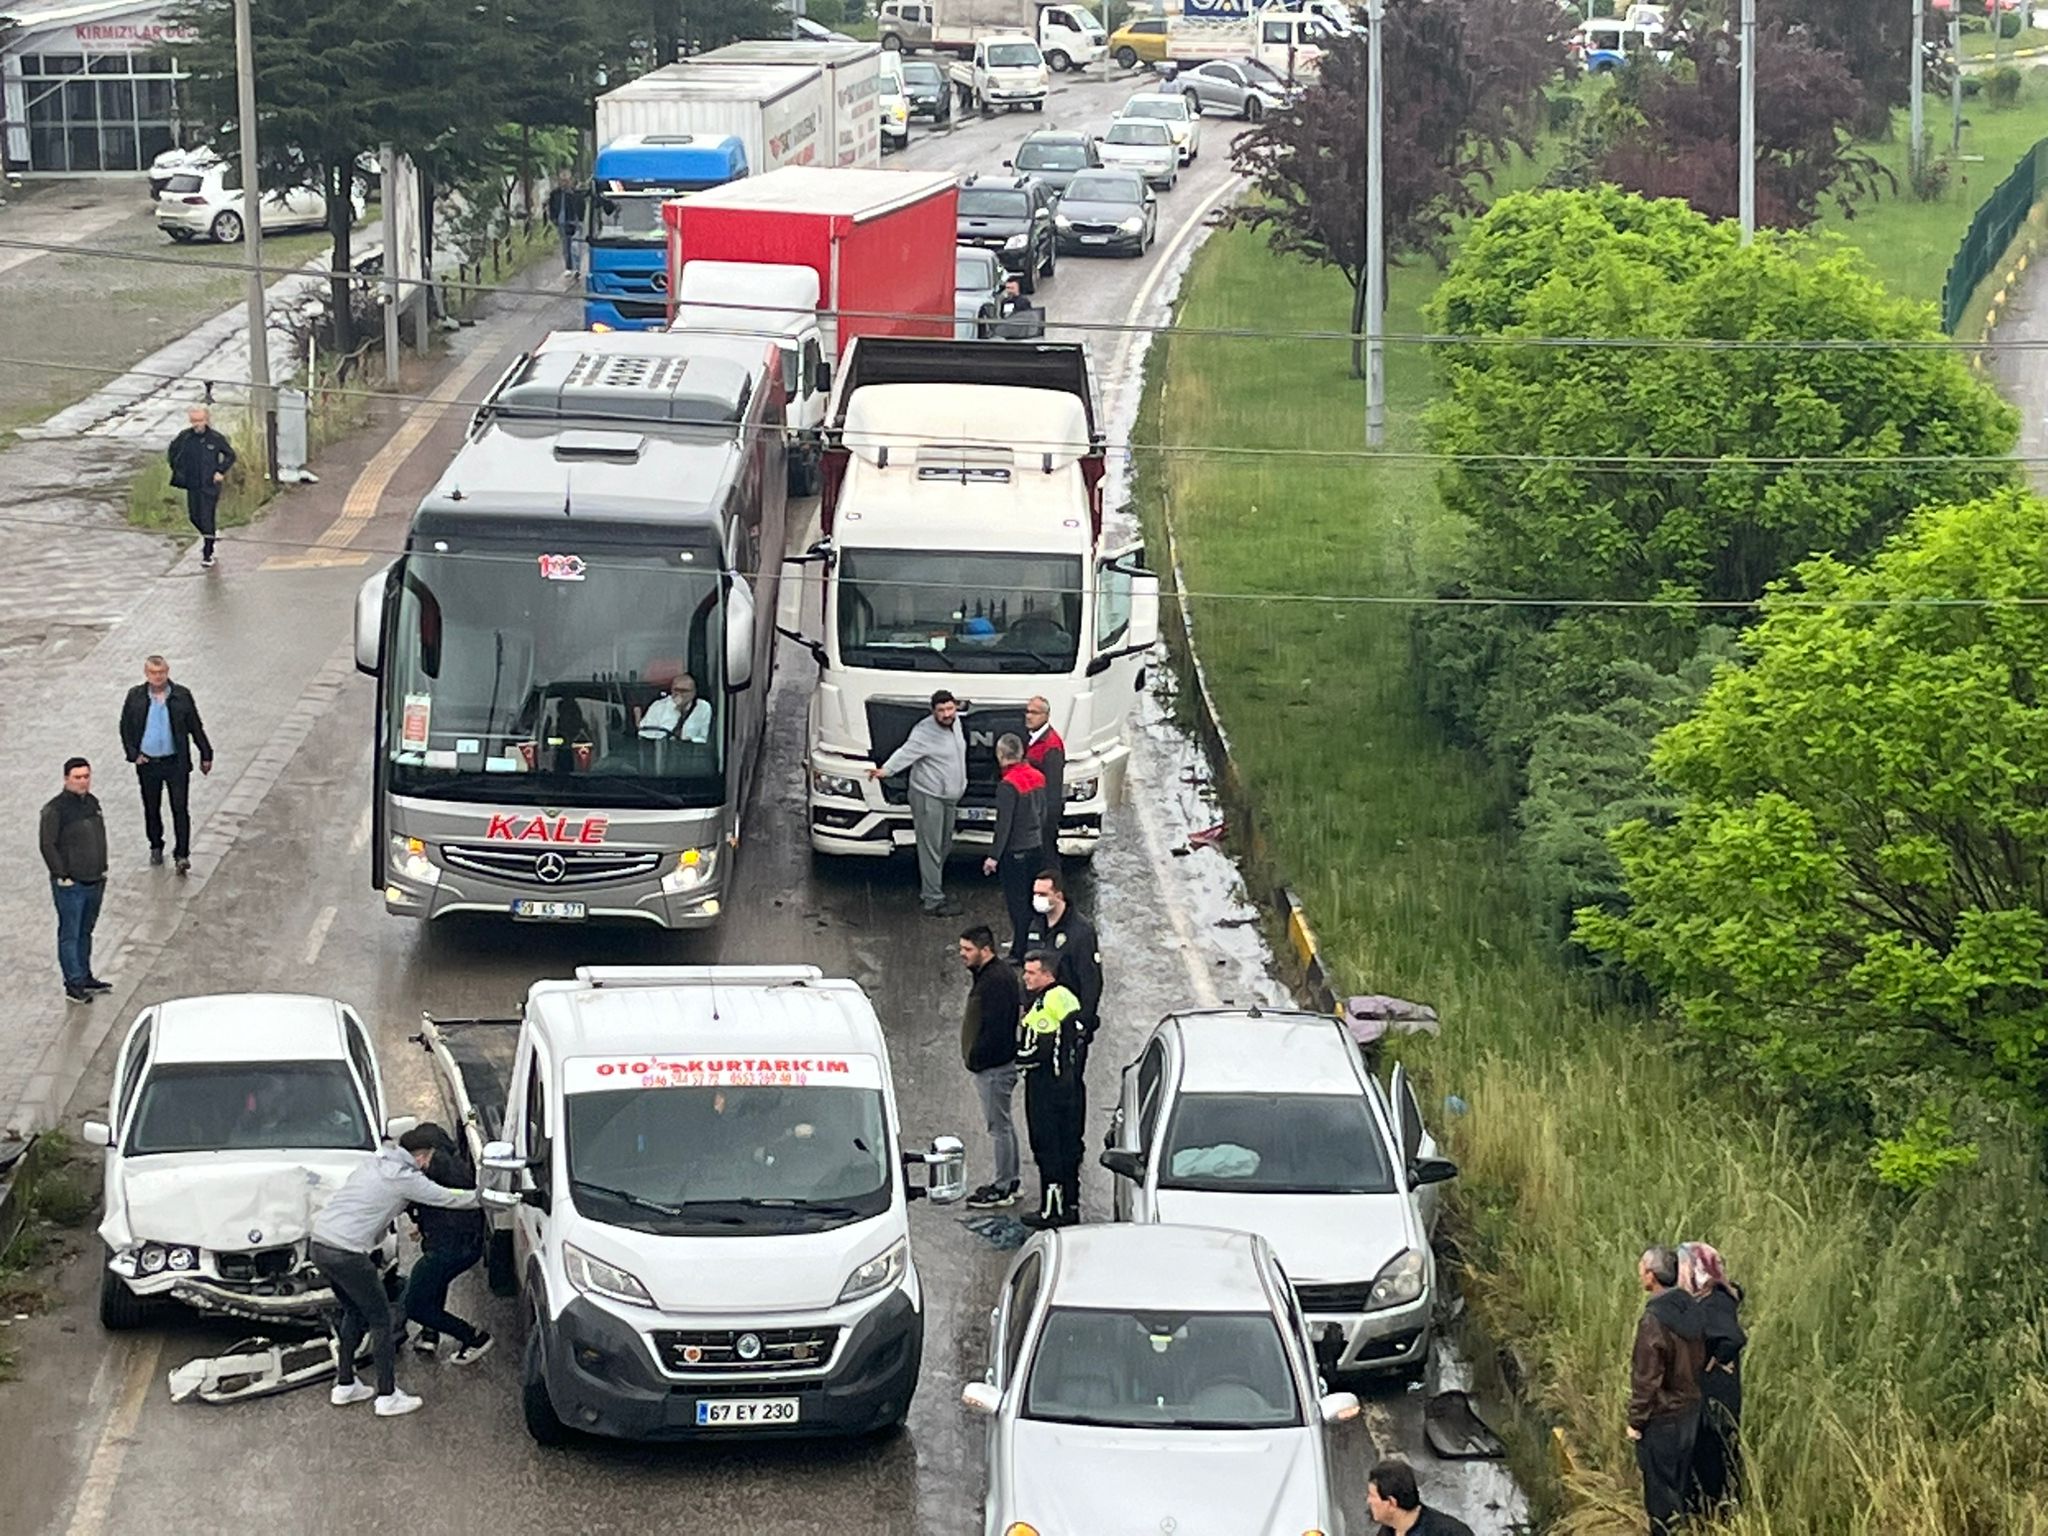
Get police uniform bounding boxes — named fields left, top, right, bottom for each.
left=1017, top=982, right=1086, bottom=1227
left=1025, top=906, right=1102, bottom=1062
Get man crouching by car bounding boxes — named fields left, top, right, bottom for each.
left=400, top=1122, right=493, bottom=1367
left=310, top=1125, right=482, bottom=1418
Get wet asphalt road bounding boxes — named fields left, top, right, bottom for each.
left=7, top=68, right=1526, bottom=1536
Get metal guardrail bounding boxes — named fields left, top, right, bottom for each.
left=1942, top=135, right=2048, bottom=334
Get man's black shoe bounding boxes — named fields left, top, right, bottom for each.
left=64, top=986, right=93, bottom=1003
left=82, top=978, right=113, bottom=993
left=175, top=858, right=190, bottom=876
left=149, top=848, right=164, bottom=866
left=935, top=897, right=964, bottom=916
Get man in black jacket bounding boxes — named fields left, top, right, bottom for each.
left=397, top=1124, right=493, bottom=1365
left=165, top=405, right=235, bottom=568
left=981, top=733, right=1046, bottom=960
left=118, top=654, right=214, bottom=875
left=1367, top=1458, right=1475, bottom=1536
left=39, top=757, right=110, bottom=1003
left=545, top=170, right=585, bottom=275
left=958, top=925, right=1024, bottom=1209
left=1024, top=866, right=1102, bottom=1064
left=1628, top=1245, right=1707, bottom=1536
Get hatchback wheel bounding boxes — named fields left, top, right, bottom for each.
left=210, top=209, right=244, bottom=244
left=1115, top=44, right=1138, bottom=69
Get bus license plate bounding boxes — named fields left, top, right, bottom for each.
left=511, top=899, right=587, bottom=920
left=696, top=1397, right=799, bottom=1427
left=958, top=806, right=997, bottom=823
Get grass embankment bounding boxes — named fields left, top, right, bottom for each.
left=0, top=1143, right=95, bottom=1383
left=1137, top=215, right=2048, bottom=1529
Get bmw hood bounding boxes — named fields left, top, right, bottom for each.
left=104, top=1150, right=373, bottom=1251
left=1151, top=1188, right=1417, bottom=1286
left=999, top=1419, right=1330, bottom=1534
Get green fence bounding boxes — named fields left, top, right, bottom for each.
left=1941, top=136, right=2048, bottom=333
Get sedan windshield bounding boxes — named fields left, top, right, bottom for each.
left=837, top=549, right=1083, bottom=673
left=1123, top=97, right=1188, bottom=121
left=565, top=1081, right=891, bottom=1234
left=987, top=41, right=1041, bottom=65
left=904, top=60, right=945, bottom=86
left=128, top=1062, right=373, bottom=1155
left=1242, top=57, right=1288, bottom=85
left=1024, top=1307, right=1303, bottom=1429
left=1107, top=120, right=1172, bottom=146
left=1017, top=140, right=1090, bottom=171
left=1063, top=172, right=1143, bottom=204
left=960, top=188, right=1031, bottom=219
left=1161, top=1092, right=1397, bottom=1194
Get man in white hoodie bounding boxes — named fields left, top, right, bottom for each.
left=870, top=689, right=969, bottom=917
left=310, top=1126, right=482, bottom=1417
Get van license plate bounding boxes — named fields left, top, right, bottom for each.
left=510, top=900, right=587, bottom=920
left=958, top=806, right=997, bottom=823
left=696, top=1397, right=799, bottom=1426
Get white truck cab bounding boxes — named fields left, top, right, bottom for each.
left=83, top=993, right=413, bottom=1331
left=669, top=258, right=831, bottom=491
left=950, top=32, right=1051, bottom=112
left=422, top=965, right=965, bottom=1443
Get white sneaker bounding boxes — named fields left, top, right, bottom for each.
left=330, top=1381, right=376, bottom=1407
left=373, top=1389, right=423, bottom=1417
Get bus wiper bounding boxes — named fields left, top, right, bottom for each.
left=572, top=1179, right=683, bottom=1217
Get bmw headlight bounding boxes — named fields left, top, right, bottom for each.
left=1003, top=233, right=1028, bottom=251
left=389, top=834, right=439, bottom=886
left=166, top=1245, right=198, bottom=1272
left=139, top=1243, right=168, bottom=1274
left=1367, top=1247, right=1427, bottom=1310
left=563, top=1242, right=656, bottom=1308
left=1064, top=775, right=1098, bottom=803
left=838, top=1237, right=908, bottom=1304
left=1119, top=216, right=1144, bottom=234
left=659, top=845, right=720, bottom=894
left=811, top=768, right=864, bottom=800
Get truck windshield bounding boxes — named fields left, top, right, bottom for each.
left=590, top=187, right=715, bottom=245
left=565, top=1084, right=892, bottom=1234
left=384, top=544, right=729, bottom=809
left=128, top=1062, right=373, bottom=1155
left=837, top=549, right=1083, bottom=673
left=987, top=42, right=1042, bottom=65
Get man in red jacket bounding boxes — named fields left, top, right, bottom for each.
left=982, top=733, right=1046, bottom=959
left=1023, top=695, right=1065, bottom=864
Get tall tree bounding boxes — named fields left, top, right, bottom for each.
left=1778, top=0, right=1919, bottom=139
left=1226, top=0, right=1568, bottom=374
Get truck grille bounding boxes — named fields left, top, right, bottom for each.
left=613, top=298, right=669, bottom=321
left=652, top=1326, right=841, bottom=1375
left=1294, top=1280, right=1375, bottom=1313
left=442, top=844, right=665, bottom=886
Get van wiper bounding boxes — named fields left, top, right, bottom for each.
left=572, top=1179, right=683, bottom=1217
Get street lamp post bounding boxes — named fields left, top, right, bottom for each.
left=1738, top=0, right=1756, bottom=242
left=232, top=0, right=272, bottom=478
left=1950, top=2, right=1964, bottom=157
left=1364, top=0, right=1385, bottom=448
left=1910, top=0, right=1925, bottom=184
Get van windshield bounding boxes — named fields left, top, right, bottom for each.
left=564, top=1073, right=892, bottom=1234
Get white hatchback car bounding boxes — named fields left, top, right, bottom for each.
left=1095, top=117, right=1179, bottom=190
left=154, top=160, right=337, bottom=244
left=1100, top=1007, right=1457, bottom=1382
left=964, top=1224, right=1358, bottom=1536
left=1120, top=91, right=1203, bottom=163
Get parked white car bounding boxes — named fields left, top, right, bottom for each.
left=154, top=161, right=344, bottom=244
left=147, top=141, right=221, bottom=199
left=1100, top=1007, right=1458, bottom=1382
left=963, top=1224, right=1358, bottom=1535
left=1120, top=90, right=1202, bottom=163
left=879, top=49, right=912, bottom=149
left=84, top=993, right=414, bottom=1331
left=1095, top=117, right=1178, bottom=190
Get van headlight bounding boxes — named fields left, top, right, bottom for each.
left=564, top=1242, right=656, bottom=1308
left=838, top=1237, right=908, bottom=1304
left=811, top=768, right=864, bottom=800
left=1367, top=1248, right=1427, bottom=1310
left=389, top=834, right=439, bottom=885
left=1064, top=775, right=1097, bottom=803
left=659, top=845, right=720, bottom=894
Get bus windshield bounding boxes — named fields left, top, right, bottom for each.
left=384, top=543, right=729, bottom=809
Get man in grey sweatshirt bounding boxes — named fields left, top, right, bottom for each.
left=870, top=690, right=970, bottom=916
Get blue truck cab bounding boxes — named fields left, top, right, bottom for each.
left=584, top=135, right=750, bottom=330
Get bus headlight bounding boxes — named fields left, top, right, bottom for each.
left=389, top=835, right=439, bottom=885
left=660, top=845, right=720, bottom=894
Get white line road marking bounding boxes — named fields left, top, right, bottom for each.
left=64, top=1337, right=162, bottom=1536
left=302, top=904, right=339, bottom=967
left=348, top=804, right=374, bottom=855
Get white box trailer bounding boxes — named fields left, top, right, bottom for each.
left=692, top=40, right=886, bottom=169
left=594, top=62, right=835, bottom=173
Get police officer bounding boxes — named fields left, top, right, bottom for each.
left=1017, top=950, right=1087, bottom=1230
left=1024, top=866, right=1102, bottom=1064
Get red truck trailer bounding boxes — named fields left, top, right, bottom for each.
left=661, top=166, right=958, bottom=351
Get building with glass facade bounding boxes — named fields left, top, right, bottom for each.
left=1, top=0, right=197, bottom=174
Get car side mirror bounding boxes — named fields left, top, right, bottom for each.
left=1100, top=1146, right=1146, bottom=1181
left=961, top=1381, right=1001, bottom=1415
left=1319, top=1390, right=1361, bottom=1424
left=1002, top=159, right=1014, bottom=168
left=1411, top=1154, right=1459, bottom=1187
left=82, top=1119, right=111, bottom=1148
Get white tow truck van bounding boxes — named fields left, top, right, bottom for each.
left=420, top=965, right=965, bottom=1444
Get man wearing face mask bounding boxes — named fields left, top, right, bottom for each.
left=1023, top=866, right=1102, bottom=1066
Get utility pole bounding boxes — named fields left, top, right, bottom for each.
left=1738, top=0, right=1756, bottom=242
left=1950, top=2, right=1964, bottom=157
left=232, top=0, right=272, bottom=479
left=1364, top=0, right=1385, bottom=448
left=1910, top=0, right=1926, bottom=183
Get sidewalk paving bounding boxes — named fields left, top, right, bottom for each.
left=0, top=268, right=568, bottom=1140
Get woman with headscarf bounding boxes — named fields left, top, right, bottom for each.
left=1679, top=1240, right=1746, bottom=1513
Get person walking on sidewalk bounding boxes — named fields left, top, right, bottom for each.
left=119, top=654, right=213, bottom=876
left=871, top=690, right=968, bottom=917
left=546, top=170, right=585, bottom=276
left=310, top=1131, right=483, bottom=1418
left=398, top=1124, right=494, bottom=1366
left=1023, top=695, right=1066, bottom=863
left=40, top=757, right=110, bottom=1004
left=982, top=734, right=1046, bottom=959
left=959, top=924, right=1024, bottom=1209
left=166, top=405, right=235, bottom=570
left=1024, top=866, right=1102, bottom=1065
left=1017, top=951, right=1087, bottom=1230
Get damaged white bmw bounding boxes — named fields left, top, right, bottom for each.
left=83, top=994, right=415, bottom=1331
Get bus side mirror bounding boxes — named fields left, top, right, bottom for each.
left=725, top=577, right=756, bottom=692
left=354, top=566, right=387, bottom=675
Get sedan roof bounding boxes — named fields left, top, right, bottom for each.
left=1169, top=1009, right=1366, bottom=1097
left=150, top=994, right=352, bottom=1065
left=1045, top=1224, right=1276, bottom=1311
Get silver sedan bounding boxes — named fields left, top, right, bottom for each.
left=1094, top=118, right=1179, bottom=191
left=963, top=1224, right=1358, bottom=1536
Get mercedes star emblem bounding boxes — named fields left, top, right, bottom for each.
left=534, top=851, right=568, bottom=884
left=735, top=1332, right=763, bottom=1362
left=652, top=270, right=669, bottom=292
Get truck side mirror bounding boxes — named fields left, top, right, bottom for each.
left=1128, top=571, right=1160, bottom=650
left=353, top=565, right=387, bottom=675
left=724, top=576, right=757, bottom=692
left=816, top=358, right=831, bottom=394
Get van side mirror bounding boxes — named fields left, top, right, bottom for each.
left=724, top=576, right=756, bottom=692
left=1100, top=1146, right=1146, bottom=1181
left=961, top=1381, right=1001, bottom=1415
left=480, top=1138, right=525, bottom=1210
left=83, top=1119, right=111, bottom=1148
left=909, top=1135, right=967, bottom=1203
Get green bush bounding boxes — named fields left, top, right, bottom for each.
left=1986, top=65, right=2024, bottom=106
left=1963, top=72, right=1986, bottom=97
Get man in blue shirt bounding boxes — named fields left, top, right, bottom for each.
left=117, top=654, right=214, bottom=875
